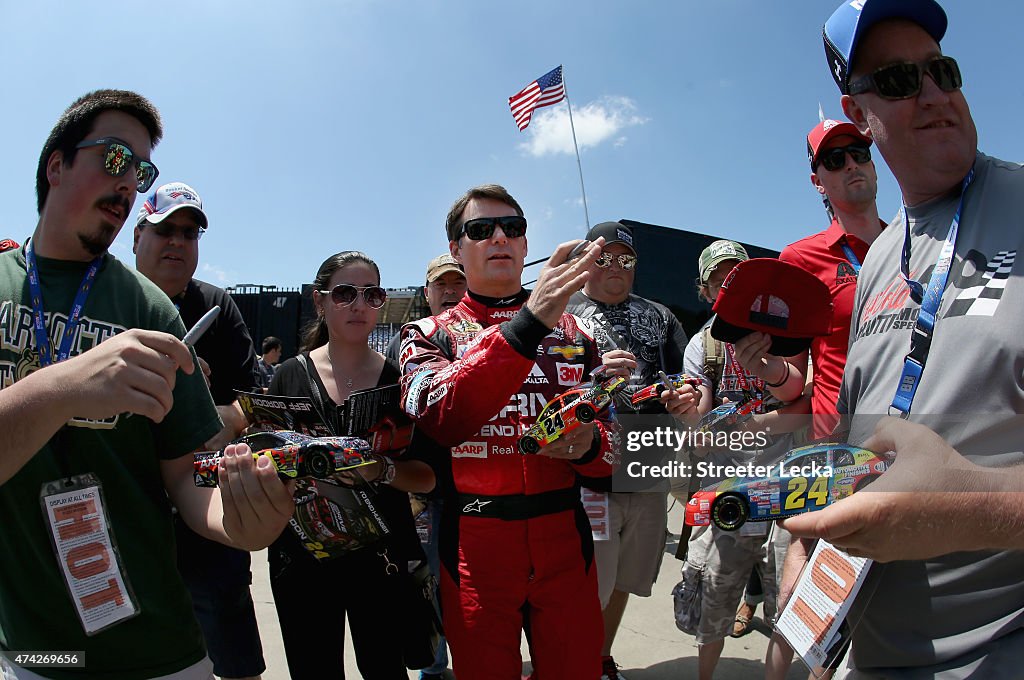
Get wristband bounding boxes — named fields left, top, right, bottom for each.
left=764, top=361, right=790, bottom=388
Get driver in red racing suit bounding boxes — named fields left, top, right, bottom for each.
left=399, top=184, right=615, bottom=679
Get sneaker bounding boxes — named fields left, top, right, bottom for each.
left=601, top=655, right=627, bottom=680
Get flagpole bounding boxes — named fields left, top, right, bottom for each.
left=562, top=69, right=591, bottom=230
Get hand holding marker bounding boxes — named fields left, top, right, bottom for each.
left=122, top=306, right=219, bottom=420
left=183, top=305, right=220, bottom=346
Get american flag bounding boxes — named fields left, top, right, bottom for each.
left=508, top=65, right=566, bottom=131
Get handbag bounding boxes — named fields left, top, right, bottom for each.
left=402, top=560, right=445, bottom=670
left=671, top=560, right=704, bottom=636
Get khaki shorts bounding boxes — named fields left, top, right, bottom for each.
left=594, top=491, right=669, bottom=607
left=685, top=524, right=788, bottom=645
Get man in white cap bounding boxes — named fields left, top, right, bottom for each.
left=781, top=0, right=1024, bottom=676
left=135, top=182, right=266, bottom=680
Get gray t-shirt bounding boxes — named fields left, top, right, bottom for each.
left=839, top=152, right=1024, bottom=675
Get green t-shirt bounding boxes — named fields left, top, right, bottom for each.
left=0, top=245, right=222, bottom=679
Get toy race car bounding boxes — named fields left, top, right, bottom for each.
left=630, top=372, right=702, bottom=407
left=517, top=368, right=626, bottom=455
left=684, top=443, right=891, bottom=531
left=194, top=430, right=376, bottom=488
left=695, top=397, right=763, bottom=435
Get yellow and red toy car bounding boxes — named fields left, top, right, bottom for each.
left=517, top=368, right=626, bottom=455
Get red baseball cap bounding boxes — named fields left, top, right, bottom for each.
left=807, top=119, right=871, bottom=167
left=710, top=258, right=833, bottom=357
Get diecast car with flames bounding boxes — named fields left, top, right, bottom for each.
left=630, top=372, right=703, bottom=407
left=194, top=430, right=377, bottom=487
left=517, top=368, right=626, bottom=454
left=684, top=443, right=891, bottom=531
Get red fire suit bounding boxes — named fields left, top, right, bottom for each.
left=399, top=290, right=614, bottom=679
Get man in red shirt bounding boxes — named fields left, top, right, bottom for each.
left=777, top=119, right=886, bottom=439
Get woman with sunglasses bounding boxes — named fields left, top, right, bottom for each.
left=267, top=251, right=436, bottom=679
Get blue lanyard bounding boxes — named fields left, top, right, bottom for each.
left=25, top=239, right=102, bottom=368
left=839, top=240, right=861, bottom=274
left=889, top=169, right=974, bottom=416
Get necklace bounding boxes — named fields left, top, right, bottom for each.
left=326, top=345, right=358, bottom=389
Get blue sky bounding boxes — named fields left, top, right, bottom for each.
left=2, top=1, right=1020, bottom=290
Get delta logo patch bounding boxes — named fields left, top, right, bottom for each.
left=836, top=261, right=858, bottom=285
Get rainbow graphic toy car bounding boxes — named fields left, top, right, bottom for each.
left=194, top=430, right=376, bottom=487
left=630, top=372, right=702, bottom=407
left=517, top=368, right=626, bottom=454
left=684, top=443, right=890, bottom=531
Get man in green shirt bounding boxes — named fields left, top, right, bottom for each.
left=0, top=89, right=294, bottom=680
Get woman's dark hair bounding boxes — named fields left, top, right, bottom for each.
left=36, top=89, right=162, bottom=214
left=299, top=251, right=381, bottom=353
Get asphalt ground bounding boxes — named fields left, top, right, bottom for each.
left=248, top=501, right=808, bottom=679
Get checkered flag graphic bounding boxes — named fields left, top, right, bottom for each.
left=947, top=250, right=1016, bottom=318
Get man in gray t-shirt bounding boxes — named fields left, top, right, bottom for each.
left=782, top=1, right=1024, bottom=676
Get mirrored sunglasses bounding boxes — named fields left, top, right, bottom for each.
left=848, top=56, right=962, bottom=100
left=461, top=216, right=528, bottom=240
left=75, top=137, right=159, bottom=193
left=816, top=144, right=872, bottom=172
left=318, top=284, right=387, bottom=308
left=595, top=252, right=637, bottom=270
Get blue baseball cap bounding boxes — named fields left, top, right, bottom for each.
left=823, top=0, right=947, bottom=94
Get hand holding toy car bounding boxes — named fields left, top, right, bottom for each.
left=212, top=442, right=296, bottom=551
left=517, top=367, right=625, bottom=455
left=781, top=418, right=1017, bottom=562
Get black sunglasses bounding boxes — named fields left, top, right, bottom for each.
left=848, top=56, right=962, bottom=100
left=75, top=137, right=159, bottom=193
left=815, top=144, right=872, bottom=172
left=595, top=252, right=637, bottom=270
left=318, top=284, right=387, bottom=309
left=460, top=216, right=528, bottom=240
left=146, top=221, right=205, bottom=241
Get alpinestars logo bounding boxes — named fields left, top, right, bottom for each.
left=462, top=499, right=492, bottom=513
left=945, top=250, right=1015, bottom=318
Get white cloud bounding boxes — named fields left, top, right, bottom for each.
left=200, top=262, right=233, bottom=285
left=519, top=96, right=648, bottom=157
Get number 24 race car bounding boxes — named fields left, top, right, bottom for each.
left=684, top=443, right=891, bottom=531
left=194, top=430, right=377, bottom=488
left=517, top=368, right=626, bottom=455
